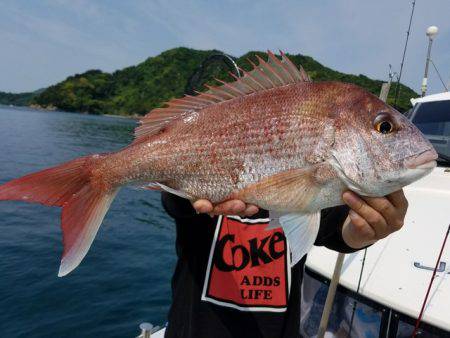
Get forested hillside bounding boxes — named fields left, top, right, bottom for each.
left=6, top=48, right=417, bottom=115
left=0, top=90, right=42, bottom=106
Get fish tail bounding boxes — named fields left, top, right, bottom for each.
left=0, top=155, right=119, bottom=277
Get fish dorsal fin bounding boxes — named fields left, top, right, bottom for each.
left=133, top=51, right=311, bottom=143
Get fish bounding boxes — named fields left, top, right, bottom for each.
left=0, top=51, right=437, bottom=276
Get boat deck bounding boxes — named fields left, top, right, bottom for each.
left=306, top=167, right=450, bottom=332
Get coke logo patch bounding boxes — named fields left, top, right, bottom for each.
left=213, top=232, right=286, bottom=271
left=201, top=215, right=291, bottom=312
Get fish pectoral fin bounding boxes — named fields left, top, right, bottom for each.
left=236, top=167, right=321, bottom=211
left=268, top=211, right=320, bottom=266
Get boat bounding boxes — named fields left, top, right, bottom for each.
left=302, top=92, right=450, bottom=337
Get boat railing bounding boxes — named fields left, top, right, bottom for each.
left=135, top=322, right=164, bottom=338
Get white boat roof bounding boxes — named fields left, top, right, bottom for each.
left=306, top=166, right=450, bottom=331
left=411, top=91, right=450, bottom=105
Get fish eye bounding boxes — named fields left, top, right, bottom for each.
left=374, top=114, right=395, bottom=134
left=375, top=120, right=393, bottom=134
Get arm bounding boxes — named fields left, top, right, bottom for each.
left=315, top=205, right=356, bottom=253
left=185, top=190, right=408, bottom=250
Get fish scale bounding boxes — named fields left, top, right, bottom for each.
left=139, top=91, right=324, bottom=183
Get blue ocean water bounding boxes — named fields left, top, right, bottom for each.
left=0, top=106, right=176, bottom=337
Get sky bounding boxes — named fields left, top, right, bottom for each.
left=1, top=0, right=449, bottom=96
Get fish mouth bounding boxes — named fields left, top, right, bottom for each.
left=404, top=149, right=438, bottom=169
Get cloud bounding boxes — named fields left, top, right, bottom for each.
left=1, top=0, right=449, bottom=95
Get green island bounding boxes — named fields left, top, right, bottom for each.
left=0, top=90, right=43, bottom=107
left=0, top=47, right=417, bottom=115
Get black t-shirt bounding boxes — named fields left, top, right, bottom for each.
left=162, top=193, right=356, bottom=338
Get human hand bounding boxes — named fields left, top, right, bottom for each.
left=341, top=190, right=408, bottom=249
left=192, top=199, right=259, bottom=217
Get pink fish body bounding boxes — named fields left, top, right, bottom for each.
left=0, top=51, right=437, bottom=275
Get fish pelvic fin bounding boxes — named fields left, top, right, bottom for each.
left=0, top=155, right=120, bottom=277
left=133, top=51, right=311, bottom=144
left=268, top=211, right=320, bottom=266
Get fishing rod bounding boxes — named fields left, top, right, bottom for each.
left=185, top=53, right=241, bottom=95
left=412, top=224, right=450, bottom=337
left=394, top=0, right=416, bottom=107
left=429, top=59, right=449, bottom=92
left=346, top=248, right=367, bottom=338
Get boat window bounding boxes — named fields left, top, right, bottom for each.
left=404, top=108, right=414, bottom=119
left=412, top=100, right=450, bottom=137
left=301, top=268, right=450, bottom=337
left=395, top=316, right=445, bottom=337
left=300, top=268, right=383, bottom=338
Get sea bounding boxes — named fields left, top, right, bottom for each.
left=0, top=106, right=175, bottom=337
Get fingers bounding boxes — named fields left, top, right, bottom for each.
left=344, top=211, right=377, bottom=248
left=361, top=196, right=401, bottom=230
left=215, top=201, right=259, bottom=217
left=213, top=200, right=246, bottom=215
left=192, top=199, right=259, bottom=217
left=192, top=199, right=213, bottom=214
left=241, top=204, right=259, bottom=217
left=343, top=191, right=390, bottom=239
left=387, top=189, right=408, bottom=218
left=348, top=211, right=376, bottom=237
left=362, top=191, right=406, bottom=231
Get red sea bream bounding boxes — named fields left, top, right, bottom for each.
left=0, top=51, right=437, bottom=276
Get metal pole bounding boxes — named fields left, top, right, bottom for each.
left=421, top=38, right=433, bottom=97
left=139, top=322, right=153, bottom=338
left=379, top=82, right=391, bottom=103
left=317, top=252, right=345, bottom=338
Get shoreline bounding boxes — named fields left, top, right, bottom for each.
left=0, top=104, right=141, bottom=120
